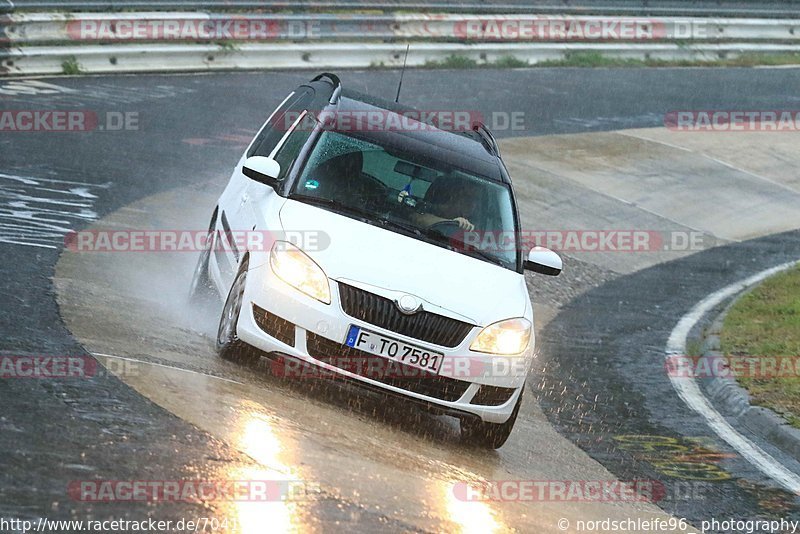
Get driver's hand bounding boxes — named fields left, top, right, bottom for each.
left=452, top=217, right=475, bottom=231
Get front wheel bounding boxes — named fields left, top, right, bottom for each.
left=460, top=388, right=523, bottom=449
left=216, top=258, right=259, bottom=364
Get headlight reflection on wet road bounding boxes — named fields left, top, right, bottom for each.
left=231, top=404, right=298, bottom=533
left=443, top=481, right=503, bottom=533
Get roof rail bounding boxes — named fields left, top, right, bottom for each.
left=311, top=72, right=342, bottom=104
left=472, top=122, right=500, bottom=157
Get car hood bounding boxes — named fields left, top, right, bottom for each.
left=278, top=199, right=528, bottom=326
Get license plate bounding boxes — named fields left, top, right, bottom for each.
left=344, top=325, right=443, bottom=374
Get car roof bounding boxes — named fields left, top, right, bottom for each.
left=303, top=78, right=507, bottom=184
left=335, top=90, right=506, bottom=183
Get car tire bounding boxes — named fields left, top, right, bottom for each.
left=188, top=229, right=216, bottom=305
left=216, top=257, right=259, bottom=364
left=460, top=388, right=523, bottom=449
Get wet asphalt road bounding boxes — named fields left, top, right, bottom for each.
left=2, top=67, right=800, bottom=531
left=537, top=229, right=800, bottom=522
left=4, top=67, right=800, bottom=346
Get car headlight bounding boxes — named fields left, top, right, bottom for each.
left=269, top=241, right=331, bottom=304
left=470, top=318, right=531, bottom=355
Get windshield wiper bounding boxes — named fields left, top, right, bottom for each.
left=373, top=218, right=472, bottom=253
left=421, top=226, right=506, bottom=267
left=374, top=218, right=422, bottom=237
left=289, top=194, right=376, bottom=222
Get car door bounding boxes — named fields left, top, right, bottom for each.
left=244, top=108, right=316, bottom=235
left=216, top=87, right=314, bottom=286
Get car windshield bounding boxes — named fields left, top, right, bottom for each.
left=290, top=129, right=518, bottom=270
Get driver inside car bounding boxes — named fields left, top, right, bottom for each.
left=413, top=174, right=479, bottom=232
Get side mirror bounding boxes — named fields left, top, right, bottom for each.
left=524, top=247, right=562, bottom=276
left=242, top=156, right=281, bottom=187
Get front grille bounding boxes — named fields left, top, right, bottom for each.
left=337, top=283, right=473, bottom=348
left=252, top=305, right=295, bottom=347
left=306, top=333, right=471, bottom=402
left=471, top=384, right=516, bottom=406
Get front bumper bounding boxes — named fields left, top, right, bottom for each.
left=236, top=257, right=530, bottom=424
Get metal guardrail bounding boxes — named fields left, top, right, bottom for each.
left=4, top=12, right=800, bottom=44
left=3, top=1, right=800, bottom=17
left=3, top=9, right=800, bottom=75
left=4, top=41, right=800, bottom=76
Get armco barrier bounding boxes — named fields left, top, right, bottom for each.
left=3, top=41, right=800, bottom=75
left=2, top=10, right=800, bottom=75
left=3, top=1, right=800, bottom=18
left=3, top=12, right=800, bottom=44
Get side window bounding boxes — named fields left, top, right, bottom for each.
left=272, top=115, right=314, bottom=181
left=247, top=87, right=314, bottom=158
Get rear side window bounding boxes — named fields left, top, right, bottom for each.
left=247, top=87, right=314, bottom=158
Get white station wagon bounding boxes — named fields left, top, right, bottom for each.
left=189, top=73, right=562, bottom=448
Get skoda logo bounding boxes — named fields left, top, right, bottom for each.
left=395, top=294, right=422, bottom=315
